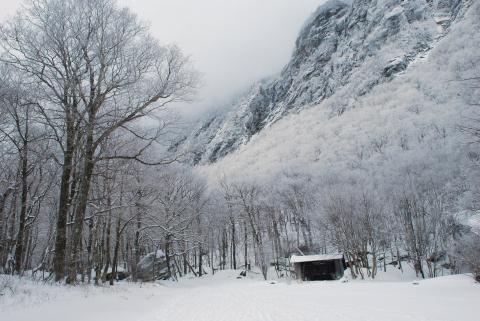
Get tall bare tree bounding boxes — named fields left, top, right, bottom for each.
left=0, top=0, right=197, bottom=283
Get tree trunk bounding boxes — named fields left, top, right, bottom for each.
left=395, top=236, right=403, bottom=273
left=165, top=236, right=171, bottom=279
left=371, top=252, right=377, bottom=279
left=183, top=244, right=188, bottom=276
left=67, top=116, right=95, bottom=284
left=54, top=116, right=75, bottom=282
left=244, top=222, right=248, bottom=271
left=14, top=139, right=28, bottom=274
left=102, top=207, right=112, bottom=283
left=67, top=158, right=94, bottom=284
left=132, top=207, right=142, bottom=282
left=0, top=189, right=13, bottom=270
left=110, top=215, right=122, bottom=285
left=231, top=218, right=236, bottom=270
left=86, top=218, right=94, bottom=284
left=198, top=245, right=203, bottom=277
left=221, top=231, right=227, bottom=270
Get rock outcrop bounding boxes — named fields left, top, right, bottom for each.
left=173, top=0, right=470, bottom=165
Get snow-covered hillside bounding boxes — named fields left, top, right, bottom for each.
left=196, top=0, right=479, bottom=192
left=1, top=271, right=478, bottom=321
left=174, top=0, right=473, bottom=165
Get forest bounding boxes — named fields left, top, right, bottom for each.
left=0, top=0, right=479, bottom=288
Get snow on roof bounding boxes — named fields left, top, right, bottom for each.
left=290, top=254, right=344, bottom=264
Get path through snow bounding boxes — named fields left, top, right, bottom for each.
left=1, top=272, right=478, bottom=321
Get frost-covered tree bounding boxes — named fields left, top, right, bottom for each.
left=0, top=0, right=198, bottom=283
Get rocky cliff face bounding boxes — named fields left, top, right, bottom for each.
left=174, top=0, right=470, bottom=165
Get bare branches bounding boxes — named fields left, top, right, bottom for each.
left=0, top=0, right=198, bottom=283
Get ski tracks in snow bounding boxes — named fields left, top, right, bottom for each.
left=139, top=275, right=478, bottom=321
left=3, top=273, right=478, bottom=321
left=144, top=280, right=361, bottom=321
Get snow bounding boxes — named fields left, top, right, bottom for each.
left=385, top=5, right=404, bottom=19
left=177, top=0, right=466, bottom=166
left=197, top=0, right=480, bottom=196
left=1, top=271, right=478, bottom=321
left=468, top=212, right=480, bottom=232
left=290, top=254, right=343, bottom=263
left=301, top=0, right=351, bottom=30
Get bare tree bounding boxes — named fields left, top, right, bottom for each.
left=0, top=0, right=198, bottom=283
left=0, top=67, right=53, bottom=275
left=230, top=183, right=269, bottom=280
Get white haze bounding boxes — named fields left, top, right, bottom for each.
left=0, top=0, right=324, bottom=118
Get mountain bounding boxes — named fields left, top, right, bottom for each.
left=173, top=0, right=471, bottom=165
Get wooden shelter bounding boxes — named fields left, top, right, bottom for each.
left=291, top=254, right=346, bottom=281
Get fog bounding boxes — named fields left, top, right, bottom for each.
left=1, top=0, right=324, bottom=117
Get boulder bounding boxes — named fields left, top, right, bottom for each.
left=136, top=250, right=169, bottom=282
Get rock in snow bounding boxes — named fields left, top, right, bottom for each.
left=136, top=250, right=169, bottom=281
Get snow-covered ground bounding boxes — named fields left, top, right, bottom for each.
left=1, top=270, right=478, bottom=321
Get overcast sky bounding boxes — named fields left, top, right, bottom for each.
left=0, top=0, right=323, bottom=117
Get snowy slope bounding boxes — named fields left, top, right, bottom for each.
left=174, top=0, right=471, bottom=165
left=197, top=0, right=479, bottom=199
left=1, top=272, right=479, bottom=321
